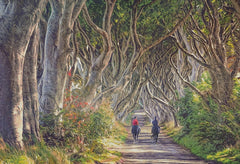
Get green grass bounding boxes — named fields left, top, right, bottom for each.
left=0, top=137, right=125, bottom=164
left=207, top=148, right=240, bottom=164
left=0, top=143, right=70, bottom=164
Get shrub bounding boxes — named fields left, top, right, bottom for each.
left=173, top=76, right=240, bottom=161
left=40, top=91, right=117, bottom=160
left=194, top=121, right=237, bottom=150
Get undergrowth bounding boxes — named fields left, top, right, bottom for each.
left=0, top=97, right=127, bottom=164
left=169, top=73, right=240, bottom=164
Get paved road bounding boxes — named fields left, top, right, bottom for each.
left=114, top=109, right=211, bottom=164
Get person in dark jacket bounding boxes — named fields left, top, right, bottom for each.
left=152, top=116, right=158, bottom=127
left=151, top=116, right=160, bottom=143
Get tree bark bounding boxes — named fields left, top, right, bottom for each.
left=23, top=26, right=40, bottom=143
left=0, top=0, right=46, bottom=148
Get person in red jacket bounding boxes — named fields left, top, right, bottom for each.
left=131, top=116, right=140, bottom=142
left=132, top=116, right=139, bottom=126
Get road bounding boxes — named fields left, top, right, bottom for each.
left=113, top=109, right=212, bottom=164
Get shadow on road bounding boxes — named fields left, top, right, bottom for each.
left=111, top=109, right=213, bottom=164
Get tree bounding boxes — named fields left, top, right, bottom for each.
left=0, top=0, right=46, bottom=148
left=174, top=0, right=240, bottom=105
left=106, top=0, right=192, bottom=120
left=39, top=0, right=86, bottom=114
left=74, top=0, right=117, bottom=102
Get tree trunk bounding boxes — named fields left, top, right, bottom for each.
left=0, top=0, right=45, bottom=148
left=0, top=49, right=24, bottom=148
left=209, top=66, right=234, bottom=105
left=39, top=0, right=86, bottom=114
left=200, top=0, right=238, bottom=105
left=23, top=27, right=40, bottom=143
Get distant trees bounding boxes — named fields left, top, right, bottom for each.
left=90, top=0, right=192, bottom=121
